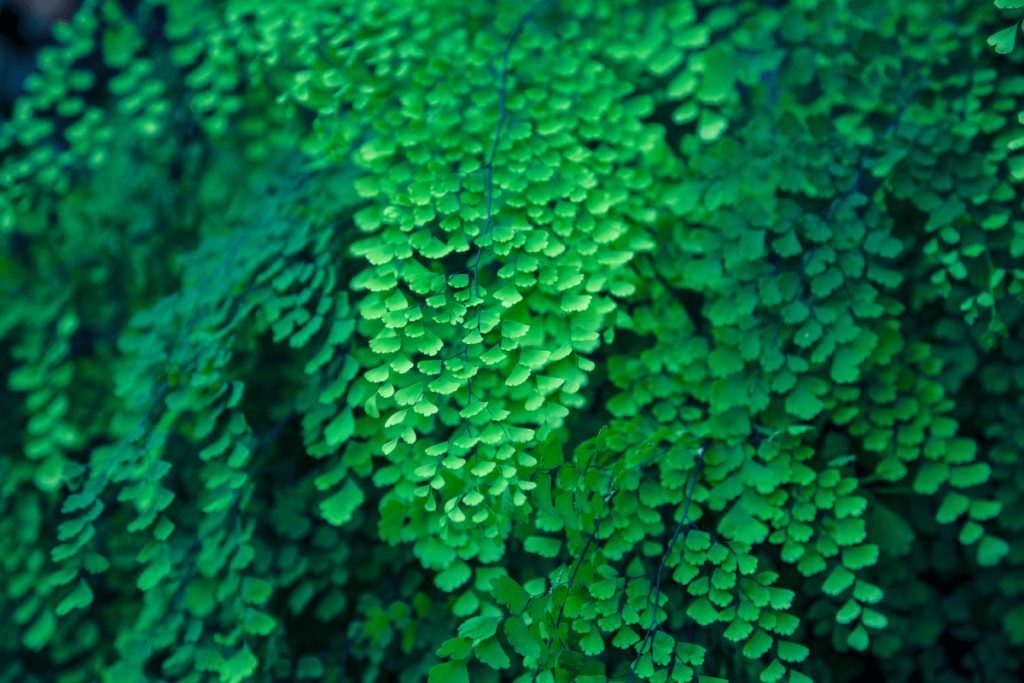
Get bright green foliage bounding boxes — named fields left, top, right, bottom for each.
left=1, top=0, right=1024, bottom=681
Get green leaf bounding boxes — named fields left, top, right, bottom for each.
left=241, top=578, right=273, bottom=605
left=459, top=615, right=500, bottom=641
left=320, top=479, right=364, bottom=526
left=861, top=608, right=888, bottom=630
left=581, top=628, right=605, bottom=655
left=476, top=637, right=510, bottom=669
left=223, top=645, right=259, bottom=683
left=724, top=619, right=754, bottom=642
left=688, top=597, right=719, bottom=626
left=969, top=500, right=1002, bottom=521
left=698, top=46, right=736, bottom=104
left=653, top=631, right=675, bottom=665
left=686, top=529, right=711, bottom=551
left=428, top=661, right=469, bottom=683
left=742, top=630, right=772, bottom=659
left=785, top=380, right=824, bottom=420
left=988, top=23, right=1018, bottom=54
left=613, top=626, right=641, bottom=649
left=709, top=348, right=743, bottom=377
left=524, top=536, right=561, bottom=558
left=505, top=614, right=541, bottom=658
left=297, top=657, right=325, bottom=679
left=847, top=625, right=869, bottom=651
left=698, top=110, right=729, bottom=143
left=836, top=600, right=861, bottom=625
left=977, top=535, right=1009, bottom=567
left=437, top=561, right=473, bottom=592
left=589, top=578, right=619, bottom=600
left=830, top=347, right=863, bottom=383
left=853, top=580, right=883, bottom=605
left=822, top=566, right=855, bottom=596
left=138, top=553, right=171, bottom=591
left=491, top=576, right=529, bottom=613
left=23, top=611, right=56, bottom=650
left=760, top=659, right=786, bottom=683
left=936, top=492, right=970, bottom=524
left=777, top=641, right=809, bottom=663
left=719, top=502, right=769, bottom=544
left=841, top=545, right=878, bottom=570
left=56, top=579, right=94, bottom=616
left=949, top=463, right=990, bottom=489
left=324, top=409, right=355, bottom=447
left=243, top=610, right=276, bottom=636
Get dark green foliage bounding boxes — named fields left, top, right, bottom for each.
left=2, top=0, right=1024, bottom=681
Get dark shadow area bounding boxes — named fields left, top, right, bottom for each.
left=0, top=0, right=77, bottom=116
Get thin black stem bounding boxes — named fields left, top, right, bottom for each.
left=632, top=446, right=705, bottom=679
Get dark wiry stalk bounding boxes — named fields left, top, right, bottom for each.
left=468, top=0, right=551, bottom=304
left=631, top=447, right=705, bottom=680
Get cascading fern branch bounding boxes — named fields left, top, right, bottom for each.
left=1, top=0, right=1024, bottom=682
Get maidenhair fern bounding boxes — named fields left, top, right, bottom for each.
left=2, top=0, right=1024, bottom=682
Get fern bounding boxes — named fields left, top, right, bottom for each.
left=1, top=0, right=1023, bottom=681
